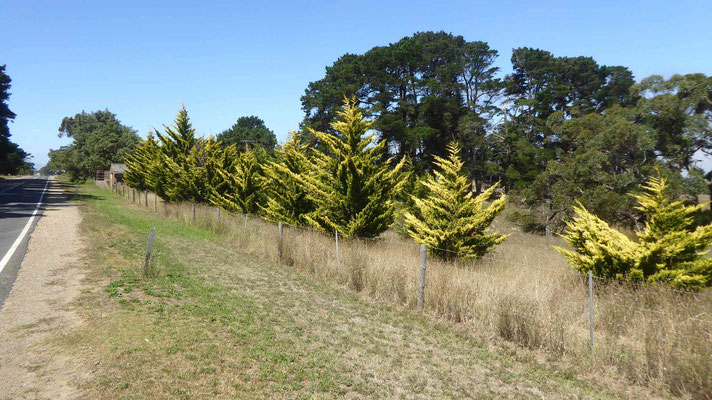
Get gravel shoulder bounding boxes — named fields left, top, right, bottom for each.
left=0, top=183, right=86, bottom=399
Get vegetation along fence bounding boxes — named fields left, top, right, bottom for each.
left=101, top=181, right=712, bottom=398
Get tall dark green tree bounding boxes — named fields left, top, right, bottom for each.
left=633, top=74, right=712, bottom=171
left=505, top=47, right=636, bottom=119
left=301, top=31, right=501, bottom=172
left=47, top=110, right=139, bottom=180
left=493, top=48, right=638, bottom=191
left=0, top=65, right=33, bottom=175
left=527, top=107, right=658, bottom=228
left=216, top=116, right=277, bottom=152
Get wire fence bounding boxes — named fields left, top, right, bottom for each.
left=103, top=181, right=712, bottom=345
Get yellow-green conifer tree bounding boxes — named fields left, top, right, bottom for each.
left=168, top=136, right=226, bottom=203
left=261, top=131, right=314, bottom=225
left=124, top=133, right=159, bottom=191
left=404, top=142, right=509, bottom=259
left=302, top=98, right=408, bottom=238
left=210, top=148, right=264, bottom=214
left=150, top=105, right=197, bottom=201
left=556, top=170, right=712, bottom=289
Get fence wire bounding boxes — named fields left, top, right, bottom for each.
left=108, top=182, right=712, bottom=327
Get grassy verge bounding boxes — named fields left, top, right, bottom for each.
left=50, top=184, right=648, bottom=399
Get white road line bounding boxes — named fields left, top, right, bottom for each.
left=0, top=178, right=50, bottom=274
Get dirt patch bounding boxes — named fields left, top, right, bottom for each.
left=0, top=186, right=86, bottom=399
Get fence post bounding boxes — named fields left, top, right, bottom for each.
left=74, top=186, right=78, bottom=199
left=144, top=228, right=156, bottom=276
left=278, top=221, right=284, bottom=262
left=589, top=269, right=594, bottom=356
left=217, top=207, right=221, bottom=223
left=144, top=191, right=148, bottom=207
left=154, top=193, right=157, bottom=211
left=417, top=244, right=427, bottom=311
left=244, top=214, right=248, bottom=234
left=335, top=230, right=340, bottom=270
left=191, top=203, right=196, bottom=224
left=132, top=188, right=135, bottom=202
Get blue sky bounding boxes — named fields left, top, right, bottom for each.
left=1, top=0, right=710, bottom=168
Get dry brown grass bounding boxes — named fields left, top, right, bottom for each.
left=129, top=189, right=711, bottom=398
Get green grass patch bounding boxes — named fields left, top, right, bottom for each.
left=55, top=184, right=627, bottom=398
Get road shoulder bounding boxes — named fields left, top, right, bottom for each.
left=0, top=185, right=87, bottom=399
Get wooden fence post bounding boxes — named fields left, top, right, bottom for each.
left=589, top=269, right=594, bottom=356
left=154, top=193, right=157, bottom=211
left=417, top=244, right=427, bottom=311
left=278, top=222, right=284, bottom=262
left=143, top=228, right=156, bottom=276
left=335, top=230, right=340, bottom=270
left=144, top=191, right=148, bottom=207
left=217, top=207, right=221, bottom=223
left=191, top=203, right=196, bottom=224
left=132, top=188, right=135, bottom=202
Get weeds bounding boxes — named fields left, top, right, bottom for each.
left=119, top=187, right=712, bottom=397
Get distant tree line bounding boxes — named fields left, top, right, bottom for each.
left=123, top=100, right=712, bottom=289
left=45, top=109, right=277, bottom=182
left=301, top=32, right=712, bottom=230
left=123, top=100, right=509, bottom=261
left=44, top=110, right=141, bottom=181
left=0, top=65, right=34, bottom=175
left=44, top=30, right=712, bottom=234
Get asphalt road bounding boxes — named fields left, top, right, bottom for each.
left=0, top=177, right=52, bottom=308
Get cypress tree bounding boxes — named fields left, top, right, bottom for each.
left=124, top=133, right=159, bottom=191
left=210, top=148, right=264, bottom=214
left=261, top=131, right=314, bottom=225
left=302, top=98, right=408, bottom=238
left=206, top=140, right=239, bottom=203
left=404, top=142, right=509, bottom=259
left=152, top=105, right=197, bottom=201
left=557, top=170, right=712, bottom=289
left=168, top=137, right=226, bottom=203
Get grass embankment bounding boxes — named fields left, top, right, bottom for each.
left=54, top=184, right=637, bottom=399
left=149, top=187, right=709, bottom=398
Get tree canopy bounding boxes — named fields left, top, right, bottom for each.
left=216, top=116, right=277, bottom=152
left=301, top=31, right=502, bottom=172
left=404, top=142, right=508, bottom=259
left=557, top=171, right=712, bottom=289
left=301, top=98, right=408, bottom=238
left=0, top=65, right=33, bottom=175
left=46, top=110, right=139, bottom=180
left=302, top=32, right=712, bottom=232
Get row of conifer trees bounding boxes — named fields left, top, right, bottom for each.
left=123, top=99, right=509, bottom=259
left=123, top=99, right=712, bottom=288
